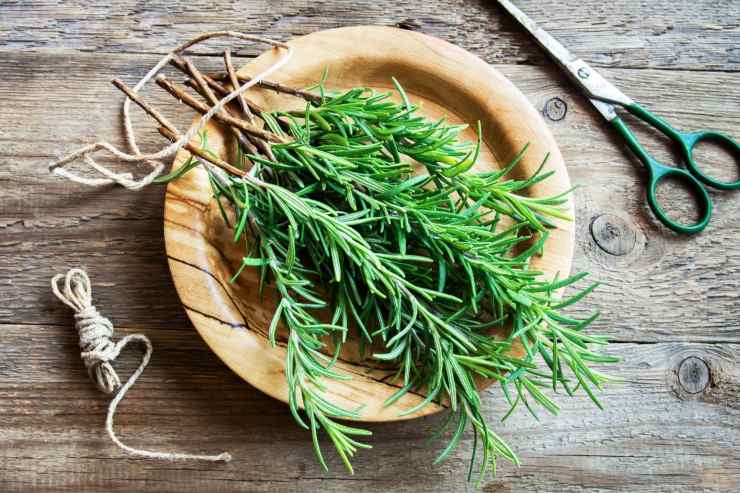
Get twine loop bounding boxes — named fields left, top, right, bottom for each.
left=48, top=31, right=293, bottom=190
left=51, top=267, right=231, bottom=463
left=52, top=269, right=121, bottom=393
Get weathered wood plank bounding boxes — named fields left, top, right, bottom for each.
left=2, top=3, right=739, bottom=489
left=505, top=63, right=740, bottom=344
left=1, top=51, right=739, bottom=341
left=0, top=323, right=738, bottom=492
left=1, top=1, right=738, bottom=71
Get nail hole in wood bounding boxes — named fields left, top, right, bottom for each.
left=589, top=214, right=637, bottom=256
left=677, top=356, right=710, bottom=394
left=543, top=97, right=567, bottom=121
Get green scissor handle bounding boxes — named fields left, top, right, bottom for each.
left=610, top=107, right=713, bottom=235
left=607, top=102, right=740, bottom=234
left=624, top=103, right=740, bottom=191
left=679, top=130, right=740, bottom=190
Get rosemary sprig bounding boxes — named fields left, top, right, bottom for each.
left=154, top=76, right=614, bottom=481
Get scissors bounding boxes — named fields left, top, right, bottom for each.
left=497, top=0, right=740, bottom=234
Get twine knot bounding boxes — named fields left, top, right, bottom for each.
left=51, top=269, right=123, bottom=393
left=51, top=267, right=231, bottom=463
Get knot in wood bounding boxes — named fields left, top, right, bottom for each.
left=396, top=19, right=421, bottom=31
left=590, top=214, right=636, bottom=256
left=543, top=97, right=567, bottom=121
left=677, top=356, right=711, bottom=394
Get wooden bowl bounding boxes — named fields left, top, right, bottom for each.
left=164, top=26, right=573, bottom=421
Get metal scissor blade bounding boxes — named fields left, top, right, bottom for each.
left=497, top=0, right=577, bottom=67
left=497, top=0, right=634, bottom=112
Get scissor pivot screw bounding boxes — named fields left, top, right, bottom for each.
left=577, top=67, right=590, bottom=79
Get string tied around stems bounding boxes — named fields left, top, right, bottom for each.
left=48, top=31, right=293, bottom=190
left=51, top=268, right=232, bottom=462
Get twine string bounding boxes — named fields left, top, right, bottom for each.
left=51, top=268, right=231, bottom=462
left=49, top=31, right=293, bottom=190
left=47, top=32, right=292, bottom=461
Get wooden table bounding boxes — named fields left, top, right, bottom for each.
left=1, top=1, right=739, bottom=491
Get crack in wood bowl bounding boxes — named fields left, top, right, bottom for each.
left=164, top=26, right=574, bottom=422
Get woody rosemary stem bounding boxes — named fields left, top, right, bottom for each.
left=110, top=60, right=612, bottom=482
left=183, top=57, right=260, bottom=157
left=224, top=48, right=255, bottom=122
left=110, top=78, right=261, bottom=180
left=171, top=55, right=278, bottom=162
left=155, top=75, right=286, bottom=143
left=111, top=79, right=180, bottom=136
left=157, top=126, right=252, bottom=179
left=210, top=69, right=322, bottom=102
left=170, top=55, right=268, bottom=117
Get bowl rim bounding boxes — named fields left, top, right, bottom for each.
left=163, top=25, right=574, bottom=422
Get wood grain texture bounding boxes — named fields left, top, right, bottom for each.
left=2, top=52, right=738, bottom=342
left=1, top=0, right=739, bottom=490
left=1, top=323, right=738, bottom=492
left=2, top=1, right=739, bottom=71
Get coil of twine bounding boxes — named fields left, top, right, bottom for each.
left=51, top=268, right=231, bottom=462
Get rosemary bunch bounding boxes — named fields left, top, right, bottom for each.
left=156, top=76, right=615, bottom=480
